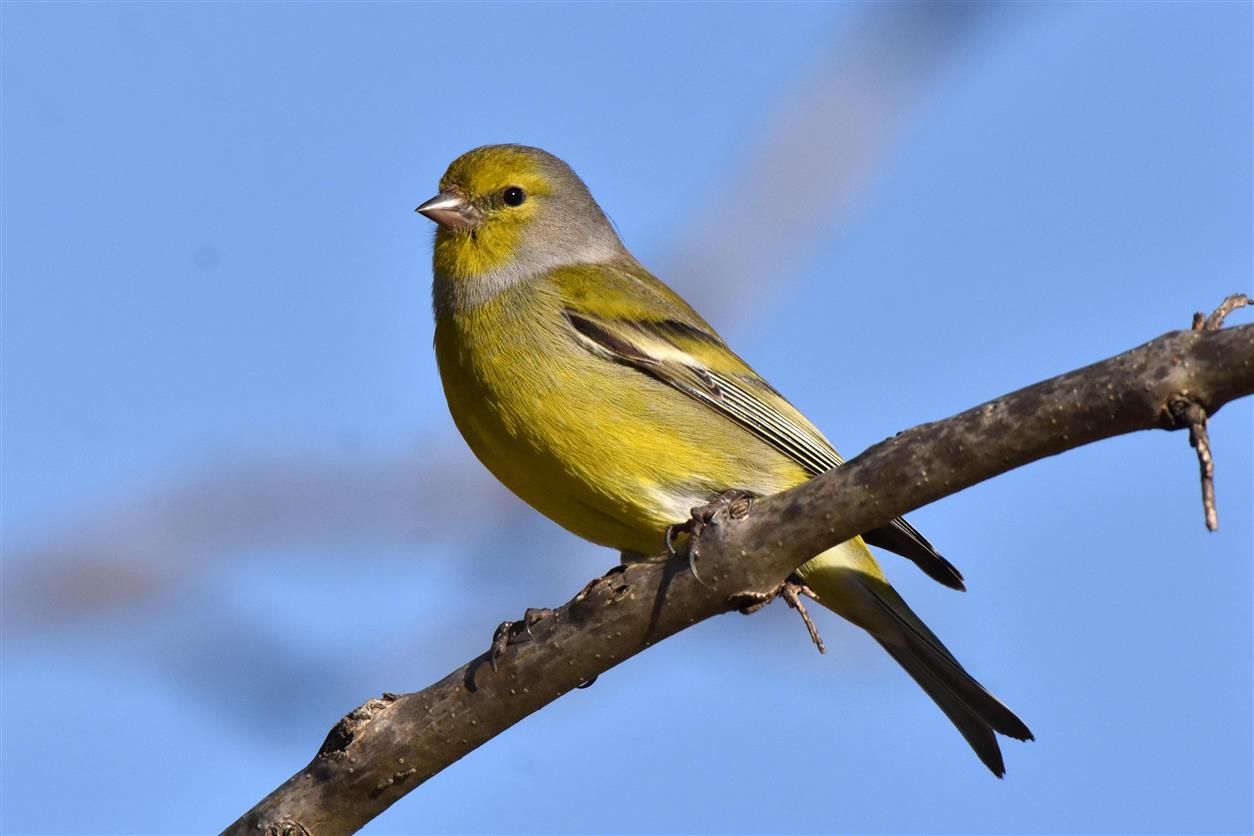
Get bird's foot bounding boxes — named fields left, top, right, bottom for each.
left=488, top=606, right=553, bottom=671
left=731, top=576, right=826, bottom=654
left=665, top=489, right=756, bottom=584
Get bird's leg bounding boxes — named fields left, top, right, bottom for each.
left=487, top=606, right=554, bottom=671
left=665, top=489, right=757, bottom=583
left=780, top=580, right=826, bottom=654
left=731, top=576, right=826, bottom=654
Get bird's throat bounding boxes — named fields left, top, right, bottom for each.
left=433, top=221, right=524, bottom=283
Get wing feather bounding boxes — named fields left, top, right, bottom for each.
left=559, top=273, right=965, bottom=591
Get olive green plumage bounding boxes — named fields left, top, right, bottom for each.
left=418, top=144, right=1032, bottom=776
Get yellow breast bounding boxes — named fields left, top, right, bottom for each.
left=433, top=277, right=806, bottom=556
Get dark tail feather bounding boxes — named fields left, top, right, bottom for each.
left=863, top=518, right=966, bottom=591
left=870, top=593, right=1034, bottom=777
left=877, top=640, right=1006, bottom=777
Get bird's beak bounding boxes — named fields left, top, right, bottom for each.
left=415, top=191, right=481, bottom=231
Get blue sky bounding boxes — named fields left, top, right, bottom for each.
left=2, top=2, right=1251, bottom=833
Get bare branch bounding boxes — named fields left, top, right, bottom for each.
left=225, top=318, right=1254, bottom=836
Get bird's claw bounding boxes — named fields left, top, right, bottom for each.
left=488, top=621, right=513, bottom=672
left=666, top=490, right=756, bottom=584
left=488, top=607, right=554, bottom=671
left=522, top=607, right=552, bottom=638
left=663, top=523, right=683, bottom=557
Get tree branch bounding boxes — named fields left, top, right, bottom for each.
left=225, top=316, right=1254, bottom=836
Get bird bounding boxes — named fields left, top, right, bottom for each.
left=416, top=144, right=1033, bottom=776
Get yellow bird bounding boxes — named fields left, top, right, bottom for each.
left=417, top=144, right=1032, bottom=776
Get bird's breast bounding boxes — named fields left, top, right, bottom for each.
left=433, top=285, right=804, bottom=554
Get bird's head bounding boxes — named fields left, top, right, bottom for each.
left=417, top=145, right=624, bottom=288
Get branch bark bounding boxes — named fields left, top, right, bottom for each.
left=225, top=318, right=1254, bottom=836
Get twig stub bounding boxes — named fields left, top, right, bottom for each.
left=1195, top=293, right=1250, bottom=332
left=1172, top=294, right=1248, bottom=532
left=1169, top=398, right=1218, bottom=532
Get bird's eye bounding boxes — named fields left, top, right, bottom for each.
left=502, top=186, right=526, bottom=207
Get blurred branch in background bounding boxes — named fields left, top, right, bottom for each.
left=1, top=450, right=526, bottom=636
left=1, top=4, right=1001, bottom=638
left=668, top=1, right=999, bottom=324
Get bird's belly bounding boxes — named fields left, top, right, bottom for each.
left=435, top=318, right=805, bottom=556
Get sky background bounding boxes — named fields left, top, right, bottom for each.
left=2, top=2, right=1251, bottom=834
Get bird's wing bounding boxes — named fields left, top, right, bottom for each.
left=555, top=261, right=965, bottom=590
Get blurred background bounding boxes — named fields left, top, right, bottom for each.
left=2, top=2, right=1251, bottom=833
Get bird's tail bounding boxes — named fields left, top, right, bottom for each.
left=795, top=540, right=1034, bottom=777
